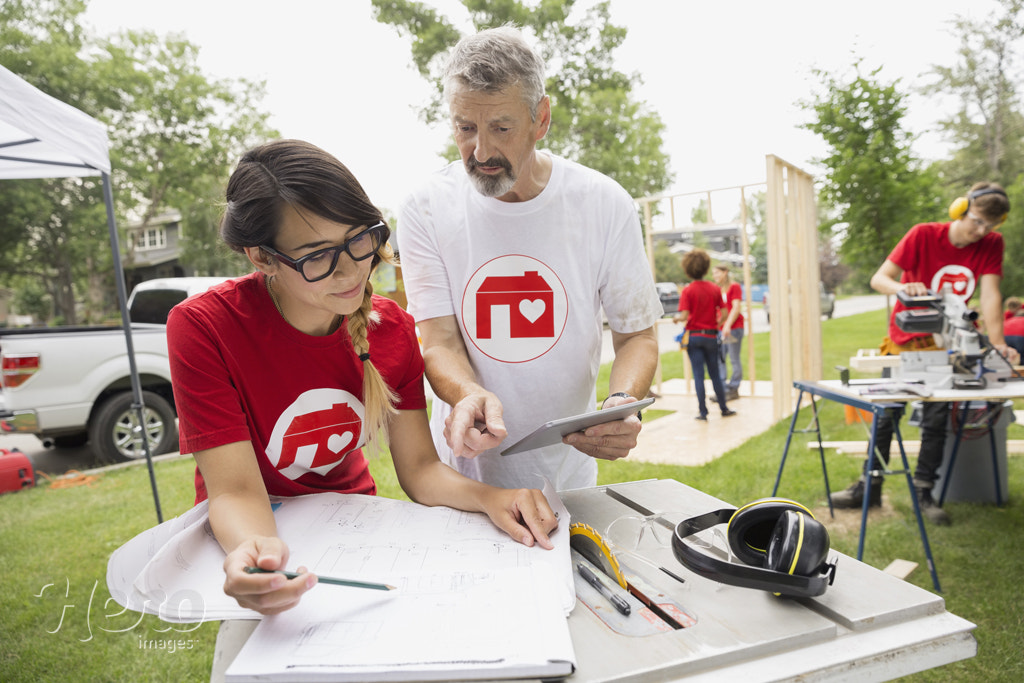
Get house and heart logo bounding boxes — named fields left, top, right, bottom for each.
left=462, top=255, right=568, bottom=363
left=931, top=265, right=976, bottom=302
left=519, top=298, right=547, bottom=323
left=265, top=388, right=365, bottom=481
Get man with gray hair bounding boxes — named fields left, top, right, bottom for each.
left=399, top=26, right=662, bottom=491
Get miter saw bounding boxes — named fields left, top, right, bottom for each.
left=893, top=285, right=1014, bottom=389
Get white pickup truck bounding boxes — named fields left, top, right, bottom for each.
left=0, top=277, right=229, bottom=462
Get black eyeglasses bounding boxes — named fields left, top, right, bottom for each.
left=261, top=221, right=387, bottom=282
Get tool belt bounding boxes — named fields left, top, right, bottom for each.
left=689, top=328, right=719, bottom=336
left=879, top=335, right=940, bottom=356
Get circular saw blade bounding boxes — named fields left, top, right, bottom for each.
left=569, top=522, right=626, bottom=587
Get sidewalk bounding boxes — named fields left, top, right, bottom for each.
left=633, top=379, right=779, bottom=467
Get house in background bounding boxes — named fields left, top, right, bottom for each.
left=654, top=223, right=746, bottom=268
left=122, top=210, right=192, bottom=292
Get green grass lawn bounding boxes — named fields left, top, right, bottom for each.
left=1, top=308, right=1021, bottom=681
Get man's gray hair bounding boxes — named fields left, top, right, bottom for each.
left=442, top=26, right=547, bottom=120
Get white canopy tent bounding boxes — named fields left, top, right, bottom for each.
left=0, top=64, right=163, bottom=522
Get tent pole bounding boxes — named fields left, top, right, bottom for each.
left=103, top=172, right=163, bottom=523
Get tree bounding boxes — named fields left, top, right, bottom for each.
left=690, top=199, right=709, bottom=224
left=0, top=0, right=112, bottom=323
left=653, top=241, right=685, bottom=284
left=801, top=62, right=943, bottom=286
left=922, top=0, right=1024, bottom=189
left=744, top=190, right=769, bottom=285
left=999, top=173, right=1024, bottom=298
left=919, top=0, right=1024, bottom=305
left=370, top=0, right=673, bottom=201
left=0, top=1, right=275, bottom=322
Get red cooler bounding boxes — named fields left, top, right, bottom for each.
left=0, top=447, right=35, bottom=493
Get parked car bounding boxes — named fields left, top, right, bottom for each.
left=0, top=277, right=229, bottom=462
left=656, top=282, right=680, bottom=317
left=764, top=282, right=835, bottom=322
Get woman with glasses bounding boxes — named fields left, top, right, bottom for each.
left=167, top=139, right=557, bottom=615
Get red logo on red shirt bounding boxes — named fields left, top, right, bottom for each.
left=266, top=389, right=365, bottom=481
left=930, top=265, right=975, bottom=302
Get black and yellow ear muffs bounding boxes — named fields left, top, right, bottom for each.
left=948, top=187, right=1010, bottom=225
left=671, top=498, right=837, bottom=598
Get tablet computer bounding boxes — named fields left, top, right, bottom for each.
left=500, top=397, right=655, bottom=456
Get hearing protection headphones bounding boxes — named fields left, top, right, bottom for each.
left=948, top=187, right=1010, bottom=224
left=671, top=498, right=837, bottom=598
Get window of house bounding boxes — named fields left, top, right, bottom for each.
left=131, top=227, right=166, bottom=251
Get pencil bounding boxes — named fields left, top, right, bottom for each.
left=244, top=566, right=396, bottom=591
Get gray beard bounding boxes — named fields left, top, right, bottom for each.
left=468, top=168, right=516, bottom=198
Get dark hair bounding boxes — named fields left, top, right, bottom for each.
left=682, top=249, right=711, bottom=281
left=221, top=139, right=398, bottom=452
left=221, top=139, right=389, bottom=267
left=968, top=181, right=1011, bottom=219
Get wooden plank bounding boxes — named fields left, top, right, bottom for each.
left=885, top=559, right=919, bottom=580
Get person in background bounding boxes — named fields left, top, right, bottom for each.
left=1005, top=306, right=1024, bottom=357
left=398, top=26, right=661, bottom=491
left=830, top=181, right=1020, bottom=525
left=674, top=249, right=738, bottom=421
left=1004, top=296, right=1021, bottom=321
left=712, top=263, right=743, bottom=402
left=166, top=139, right=557, bottom=615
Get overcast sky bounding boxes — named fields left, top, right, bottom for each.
left=82, top=0, right=1000, bottom=224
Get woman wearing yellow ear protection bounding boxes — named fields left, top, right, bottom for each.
left=830, top=181, right=1019, bottom=526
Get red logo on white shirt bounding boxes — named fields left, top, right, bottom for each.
left=461, top=255, right=568, bottom=363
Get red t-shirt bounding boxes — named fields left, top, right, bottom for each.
left=679, top=279, right=724, bottom=337
left=167, top=272, right=426, bottom=503
left=887, top=222, right=1004, bottom=346
left=720, top=281, right=744, bottom=330
left=1004, top=315, right=1024, bottom=337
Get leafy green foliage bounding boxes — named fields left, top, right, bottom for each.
left=0, top=0, right=276, bottom=322
left=917, top=0, right=1024, bottom=302
left=802, top=62, right=944, bottom=286
left=653, top=241, right=684, bottom=284
left=921, top=0, right=1024, bottom=188
left=1001, top=175, right=1024, bottom=298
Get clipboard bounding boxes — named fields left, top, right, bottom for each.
left=501, top=397, right=655, bottom=456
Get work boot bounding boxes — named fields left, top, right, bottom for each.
left=830, top=476, right=883, bottom=509
left=915, top=486, right=951, bottom=526
left=726, top=388, right=740, bottom=401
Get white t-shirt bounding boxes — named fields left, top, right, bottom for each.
left=399, top=152, right=662, bottom=490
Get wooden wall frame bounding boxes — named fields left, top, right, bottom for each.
left=765, top=155, right=823, bottom=420
left=637, top=155, right=823, bottom=421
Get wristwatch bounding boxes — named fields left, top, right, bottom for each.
left=602, top=392, right=643, bottom=421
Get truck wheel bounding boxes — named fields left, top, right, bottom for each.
left=89, top=391, right=178, bottom=463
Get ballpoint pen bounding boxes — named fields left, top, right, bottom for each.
left=244, top=567, right=396, bottom=591
left=577, top=562, right=630, bottom=616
